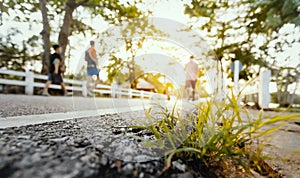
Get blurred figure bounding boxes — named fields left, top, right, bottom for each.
left=43, top=45, right=67, bottom=96
left=85, top=40, right=100, bottom=96
left=184, top=55, right=198, bottom=100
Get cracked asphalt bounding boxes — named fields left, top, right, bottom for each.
left=0, top=94, right=299, bottom=177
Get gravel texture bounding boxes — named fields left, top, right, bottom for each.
left=0, top=111, right=199, bottom=178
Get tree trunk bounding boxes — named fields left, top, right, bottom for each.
left=129, top=40, right=136, bottom=89
left=129, top=56, right=136, bottom=89
left=39, top=0, right=51, bottom=75
left=58, top=0, right=78, bottom=65
left=288, top=72, right=299, bottom=105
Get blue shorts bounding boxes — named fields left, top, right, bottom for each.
left=87, top=67, right=99, bottom=76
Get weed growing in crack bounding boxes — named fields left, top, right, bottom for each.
left=130, top=94, right=300, bottom=176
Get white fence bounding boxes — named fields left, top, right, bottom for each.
left=240, top=70, right=271, bottom=108
left=0, top=69, right=164, bottom=99
left=240, top=77, right=259, bottom=96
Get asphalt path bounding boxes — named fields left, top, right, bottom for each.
left=0, top=94, right=300, bottom=177
left=0, top=94, right=196, bottom=128
left=0, top=94, right=152, bottom=118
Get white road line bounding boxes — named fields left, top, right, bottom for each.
left=0, top=106, right=149, bottom=129
left=0, top=99, right=195, bottom=129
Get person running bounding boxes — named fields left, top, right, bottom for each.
left=85, top=40, right=99, bottom=96
left=43, top=45, right=67, bottom=96
left=184, top=55, right=199, bottom=101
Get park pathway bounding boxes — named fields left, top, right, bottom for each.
left=244, top=110, right=300, bottom=177
left=0, top=94, right=151, bottom=128
left=0, top=94, right=152, bottom=118
left=0, top=94, right=299, bottom=177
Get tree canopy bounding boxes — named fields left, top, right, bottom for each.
left=2, top=0, right=148, bottom=74
left=184, top=0, right=299, bottom=80
left=0, top=0, right=299, bottom=99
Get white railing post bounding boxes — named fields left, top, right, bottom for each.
left=259, top=70, right=271, bottom=109
left=117, top=88, right=121, bottom=98
left=111, top=83, right=117, bottom=98
left=129, top=89, right=132, bottom=98
left=141, top=91, right=144, bottom=99
left=25, top=71, right=34, bottom=95
left=234, top=60, right=240, bottom=96
left=82, top=81, right=87, bottom=97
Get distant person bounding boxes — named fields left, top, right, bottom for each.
left=85, top=40, right=100, bottom=96
left=43, top=45, right=67, bottom=96
left=184, top=55, right=199, bottom=101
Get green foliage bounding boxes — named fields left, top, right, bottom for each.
left=104, top=54, right=144, bottom=85
left=4, top=0, right=149, bottom=73
left=184, top=0, right=263, bottom=81
left=183, top=0, right=300, bottom=109
left=86, top=0, right=145, bottom=24
left=3, top=0, right=40, bottom=22
left=272, top=66, right=300, bottom=106
left=133, top=95, right=300, bottom=175
left=138, top=73, right=168, bottom=94
left=0, top=28, right=41, bottom=71
left=221, top=44, right=269, bottom=80
left=105, top=55, right=127, bottom=84
left=248, top=0, right=300, bottom=33
left=100, top=17, right=161, bottom=87
left=184, top=0, right=299, bottom=82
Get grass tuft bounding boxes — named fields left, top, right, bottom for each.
left=132, top=94, right=300, bottom=176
